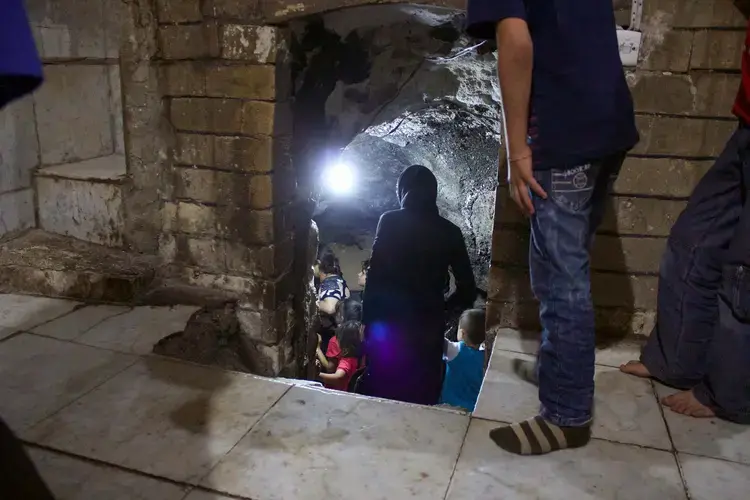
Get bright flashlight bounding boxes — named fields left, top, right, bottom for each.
left=323, top=162, right=355, bottom=195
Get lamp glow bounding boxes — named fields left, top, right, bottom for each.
left=323, top=162, right=355, bottom=195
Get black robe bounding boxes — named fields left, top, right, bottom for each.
left=360, top=165, right=476, bottom=405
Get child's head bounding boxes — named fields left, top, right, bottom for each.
left=335, top=298, right=362, bottom=325
left=336, top=320, right=363, bottom=358
left=457, top=309, right=486, bottom=347
left=358, top=259, right=370, bottom=287
left=317, top=250, right=340, bottom=279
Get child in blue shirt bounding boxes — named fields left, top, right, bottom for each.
left=440, top=309, right=486, bottom=412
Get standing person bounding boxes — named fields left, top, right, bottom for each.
left=316, top=250, right=349, bottom=353
left=466, top=1, right=639, bottom=454
left=0, top=1, right=55, bottom=499
left=360, top=165, right=477, bottom=405
left=620, top=19, right=750, bottom=424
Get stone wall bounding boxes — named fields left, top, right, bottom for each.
left=486, top=0, right=746, bottom=338
left=0, top=0, right=127, bottom=245
left=155, top=1, right=300, bottom=375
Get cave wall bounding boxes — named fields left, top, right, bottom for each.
left=486, top=0, right=746, bottom=339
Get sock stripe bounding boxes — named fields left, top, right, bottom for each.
left=543, top=418, right=568, bottom=449
left=510, top=422, right=532, bottom=455
left=527, top=417, right=552, bottom=453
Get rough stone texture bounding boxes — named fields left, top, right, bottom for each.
left=638, top=30, right=694, bottom=73
left=220, top=25, right=281, bottom=63
left=0, top=230, right=157, bottom=303
left=630, top=72, right=738, bottom=117
left=25, top=0, right=107, bottom=59
left=156, top=0, right=202, bottom=23
left=36, top=158, right=126, bottom=248
left=690, top=30, right=745, bottom=71
left=0, top=189, right=35, bottom=237
left=158, top=23, right=219, bottom=60
left=633, top=116, right=736, bottom=157
left=0, top=97, right=39, bottom=196
left=173, top=168, right=293, bottom=209
left=614, top=158, right=713, bottom=198
left=34, top=65, right=114, bottom=165
left=643, top=0, right=747, bottom=28
left=162, top=62, right=286, bottom=101
left=170, top=98, right=291, bottom=136
left=174, top=133, right=290, bottom=173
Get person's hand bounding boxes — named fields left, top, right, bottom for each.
left=317, top=333, right=322, bottom=347
left=506, top=146, right=547, bottom=216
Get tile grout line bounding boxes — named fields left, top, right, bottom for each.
left=442, top=417, right=474, bottom=500
left=650, top=379, right=692, bottom=500
left=188, top=383, right=295, bottom=494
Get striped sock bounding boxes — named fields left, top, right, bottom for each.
left=489, top=416, right=591, bottom=455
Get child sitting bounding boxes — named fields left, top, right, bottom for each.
left=440, top=309, right=486, bottom=412
left=317, top=320, right=362, bottom=392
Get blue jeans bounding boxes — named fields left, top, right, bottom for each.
left=642, top=124, right=750, bottom=423
left=530, top=154, right=625, bottom=427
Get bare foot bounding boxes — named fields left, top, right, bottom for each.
left=662, top=390, right=716, bottom=418
left=619, top=360, right=651, bottom=378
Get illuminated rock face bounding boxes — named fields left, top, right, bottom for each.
left=293, top=6, right=501, bottom=291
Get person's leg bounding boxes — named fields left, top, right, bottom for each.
left=621, top=128, right=747, bottom=385
left=491, top=156, right=620, bottom=455
left=677, top=138, right=750, bottom=422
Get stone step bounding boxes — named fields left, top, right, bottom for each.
left=35, top=155, right=126, bottom=248
left=0, top=230, right=157, bottom=303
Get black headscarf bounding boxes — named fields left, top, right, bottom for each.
left=397, top=165, right=438, bottom=212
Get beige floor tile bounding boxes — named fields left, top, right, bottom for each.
left=656, top=383, right=750, bottom=464
left=27, top=358, right=291, bottom=483
left=202, top=386, right=470, bottom=500
left=0, top=334, right=135, bottom=431
left=490, top=328, right=644, bottom=368
left=679, top=453, right=750, bottom=500
left=32, top=305, right=130, bottom=341
left=29, top=448, right=188, bottom=500
left=74, top=305, right=198, bottom=355
left=593, top=367, right=671, bottom=449
left=446, top=419, right=687, bottom=500
left=0, top=294, right=79, bottom=340
left=473, top=350, right=538, bottom=422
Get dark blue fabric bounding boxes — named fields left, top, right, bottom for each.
left=642, top=124, right=750, bottom=424
left=530, top=154, right=624, bottom=426
left=466, top=0, right=639, bottom=170
left=0, top=0, right=43, bottom=108
left=440, top=342, right=485, bottom=411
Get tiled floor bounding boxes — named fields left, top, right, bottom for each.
left=0, top=295, right=747, bottom=499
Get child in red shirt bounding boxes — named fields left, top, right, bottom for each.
left=316, top=321, right=362, bottom=392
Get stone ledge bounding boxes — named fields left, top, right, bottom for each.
left=36, top=155, right=127, bottom=183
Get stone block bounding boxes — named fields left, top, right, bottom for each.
left=174, top=133, right=288, bottom=173
left=690, top=30, right=744, bottom=71
left=488, top=266, right=658, bottom=309
left=205, top=0, right=260, bottom=19
left=603, top=197, right=687, bottom=236
left=170, top=98, right=291, bottom=136
left=0, top=97, right=39, bottom=193
left=174, top=167, right=285, bottom=209
left=108, top=65, right=125, bottom=155
left=158, top=23, right=219, bottom=60
left=25, top=0, right=106, bottom=59
left=0, top=189, right=35, bottom=237
left=162, top=62, right=206, bottom=96
left=156, top=0, right=202, bottom=23
left=491, top=229, right=666, bottom=274
left=205, top=65, right=283, bottom=100
left=615, top=158, right=712, bottom=198
left=36, top=156, right=126, bottom=247
left=176, top=267, right=293, bottom=310
left=639, top=30, right=693, bottom=72
left=630, top=72, right=736, bottom=117
left=103, top=0, right=125, bottom=58
left=34, top=65, right=114, bottom=164
left=236, top=302, right=293, bottom=346
left=633, top=115, right=736, bottom=157
left=164, top=201, right=284, bottom=245
left=644, top=0, right=745, bottom=28
left=221, top=25, right=279, bottom=63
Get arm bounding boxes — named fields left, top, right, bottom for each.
left=316, top=347, right=334, bottom=373
left=444, top=338, right=461, bottom=362
left=317, top=297, right=339, bottom=316
left=319, top=368, right=347, bottom=383
left=446, top=227, right=477, bottom=311
left=496, top=18, right=546, bottom=215
left=362, top=214, right=391, bottom=325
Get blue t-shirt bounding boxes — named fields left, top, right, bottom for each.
left=440, top=341, right=485, bottom=412
left=466, top=0, right=639, bottom=170
left=0, top=0, right=43, bottom=108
